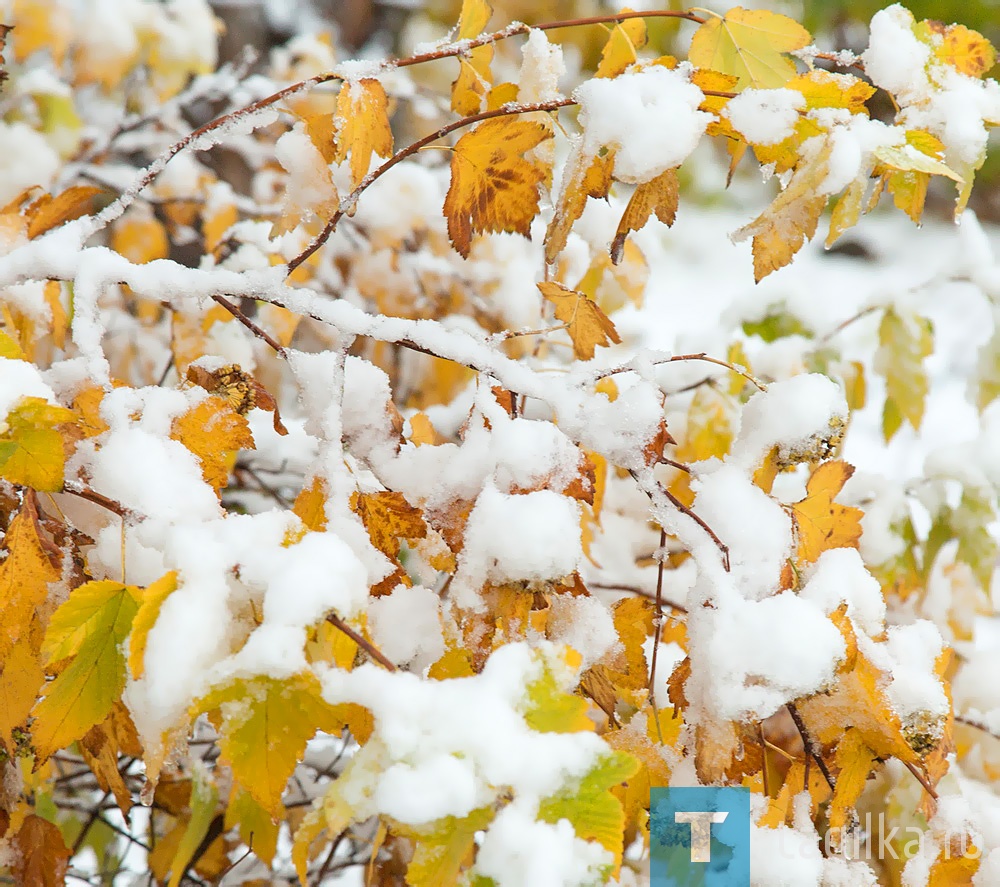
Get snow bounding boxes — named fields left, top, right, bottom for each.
left=724, top=88, right=804, bottom=146
left=454, top=485, right=582, bottom=607
left=574, top=65, right=712, bottom=184
left=368, top=584, right=445, bottom=668
left=518, top=29, right=565, bottom=104
left=0, top=358, right=57, bottom=418
left=862, top=5, right=932, bottom=106
left=0, top=122, right=60, bottom=206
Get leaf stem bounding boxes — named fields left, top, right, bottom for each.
left=326, top=613, right=397, bottom=671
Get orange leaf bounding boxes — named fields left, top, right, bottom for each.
left=595, top=15, right=647, bottom=79
left=538, top=281, right=621, bottom=360
left=0, top=633, right=45, bottom=755
left=545, top=147, right=614, bottom=264
left=611, top=168, right=679, bottom=264
left=789, top=460, right=863, bottom=565
left=352, top=491, right=427, bottom=561
left=827, top=727, right=878, bottom=840
left=26, top=186, right=106, bottom=239
left=11, top=815, right=70, bottom=887
left=444, top=118, right=552, bottom=257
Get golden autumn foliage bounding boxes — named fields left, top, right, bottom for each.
left=0, top=0, right=999, bottom=884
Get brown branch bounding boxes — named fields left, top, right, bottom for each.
left=287, top=97, right=575, bottom=273
left=588, top=582, right=688, bottom=613
left=648, top=528, right=668, bottom=744
left=661, top=485, right=731, bottom=572
left=597, top=352, right=766, bottom=392
left=326, top=613, right=397, bottom=672
left=61, top=483, right=137, bottom=520
left=956, top=714, right=1000, bottom=743
left=211, top=294, right=287, bottom=357
left=902, top=759, right=938, bottom=801
left=787, top=703, right=835, bottom=791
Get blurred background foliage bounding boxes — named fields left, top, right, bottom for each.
left=207, top=0, right=1000, bottom=217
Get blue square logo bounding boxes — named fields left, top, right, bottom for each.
left=650, top=787, right=750, bottom=886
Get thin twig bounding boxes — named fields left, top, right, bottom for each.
left=596, top=352, right=766, bottom=392
left=71, top=790, right=112, bottom=854
left=661, top=485, right=731, bottom=572
left=902, top=759, right=938, bottom=801
left=648, top=528, right=668, bottom=745
left=61, top=484, right=136, bottom=520
left=955, top=714, right=1000, bottom=743
left=588, top=583, right=688, bottom=614
left=211, top=294, right=287, bottom=357
left=787, top=703, right=835, bottom=791
left=326, top=613, right=397, bottom=672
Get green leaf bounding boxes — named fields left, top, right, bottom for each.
left=972, top=317, right=1000, bottom=411
left=167, top=764, right=218, bottom=887
left=742, top=306, right=812, bottom=342
left=926, top=490, right=997, bottom=593
left=875, top=307, right=933, bottom=442
left=538, top=751, right=640, bottom=871
left=32, top=581, right=140, bottom=762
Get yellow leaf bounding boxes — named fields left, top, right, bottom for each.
left=876, top=307, right=933, bottom=441
left=934, top=23, right=996, bottom=78
left=610, top=168, right=679, bottom=264
left=827, top=728, right=878, bottom=838
left=444, top=118, right=552, bottom=258
left=826, top=175, right=867, bottom=247
left=451, top=0, right=494, bottom=114
left=545, top=146, right=614, bottom=264
left=0, top=497, right=59, bottom=662
left=787, top=70, right=875, bottom=113
left=0, top=396, right=75, bottom=491
left=352, top=490, right=427, bottom=561
left=171, top=395, right=255, bottom=490
left=128, top=571, right=179, bottom=680
left=335, top=79, right=394, bottom=190
left=292, top=804, right=326, bottom=886
left=733, top=140, right=832, bottom=281
left=0, top=634, right=44, bottom=755
left=523, top=657, right=593, bottom=734
left=538, top=281, right=622, bottom=360
left=539, top=751, right=640, bottom=874
left=293, top=477, right=328, bottom=532
left=688, top=7, right=811, bottom=90
left=789, top=460, right=864, bottom=565
left=927, top=845, right=980, bottom=886
left=32, top=580, right=141, bottom=763
left=110, top=213, right=170, bottom=264
left=403, top=806, right=494, bottom=887
left=225, top=785, right=280, bottom=867
left=11, top=0, right=70, bottom=64
left=192, top=671, right=341, bottom=816
left=79, top=718, right=135, bottom=814
left=596, top=14, right=647, bottom=79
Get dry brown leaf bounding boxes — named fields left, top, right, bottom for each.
left=545, top=147, right=614, bottom=264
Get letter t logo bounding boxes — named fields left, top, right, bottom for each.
left=674, top=811, right=729, bottom=862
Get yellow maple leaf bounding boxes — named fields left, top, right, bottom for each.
left=192, top=671, right=342, bottom=816
left=538, top=281, right=622, bottom=360
left=0, top=496, right=60, bottom=662
left=610, top=167, right=679, bottom=264
left=225, top=786, right=280, bottom=867
left=171, top=395, right=255, bottom=491
left=688, top=7, right=811, bottom=90
left=444, top=118, right=552, bottom=257
left=933, top=22, right=996, bottom=78
left=789, top=460, right=864, bottom=565
left=545, top=146, right=614, bottom=264
left=826, top=727, right=879, bottom=840
left=335, top=78, right=394, bottom=190
left=32, top=580, right=141, bottom=763
left=595, top=15, right=647, bottom=79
